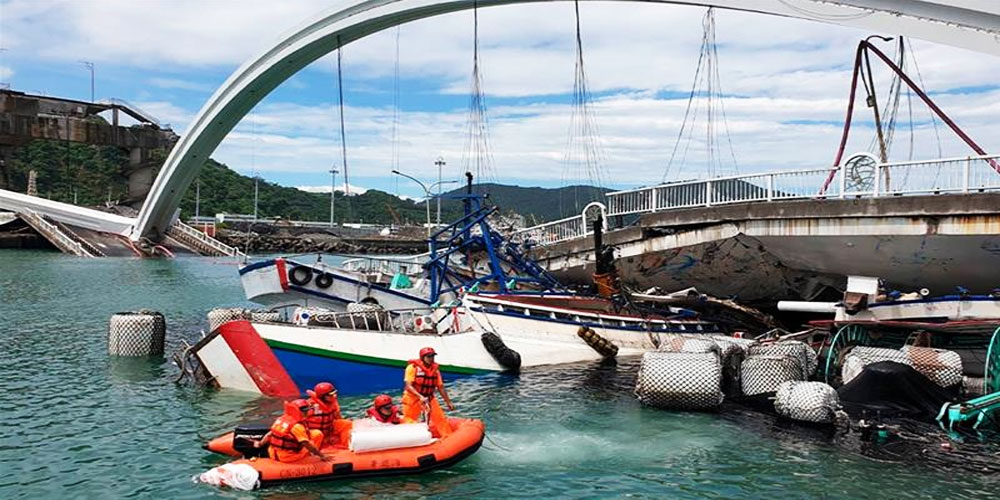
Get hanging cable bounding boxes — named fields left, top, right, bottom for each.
left=462, top=2, right=496, bottom=186
left=336, top=35, right=351, bottom=220
left=663, top=8, right=738, bottom=182
left=391, top=26, right=401, bottom=174
left=561, top=0, right=605, bottom=214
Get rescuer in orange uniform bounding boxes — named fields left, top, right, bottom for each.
left=305, top=382, right=353, bottom=448
left=255, top=399, right=331, bottom=463
left=402, top=347, right=455, bottom=437
left=366, top=394, right=404, bottom=424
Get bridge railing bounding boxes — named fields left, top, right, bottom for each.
left=511, top=202, right=607, bottom=246
left=519, top=155, right=1000, bottom=246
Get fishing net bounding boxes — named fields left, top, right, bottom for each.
left=741, top=354, right=805, bottom=397
left=774, top=381, right=842, bottom=424
left=635, top=352, right=724, bottom=410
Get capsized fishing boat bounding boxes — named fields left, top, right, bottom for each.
left=198, top=417, right=484, bottom=489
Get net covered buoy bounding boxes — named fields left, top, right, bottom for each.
left=207, top=308, right=248, bottom=333
left=635, top=351, right=724, bottom=410
left=773, top=381, right=842, bottom=424
left=108, top=310, right=166, bottom=356
left=741, top=354, right=804, bottom=397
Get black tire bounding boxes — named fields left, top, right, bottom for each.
left=289, top=265, right=312, bottom=286
left=314, top=272, right=333, bottom=289
left=481, top=332, right=521, bottom=372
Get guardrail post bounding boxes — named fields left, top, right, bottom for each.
left=705, top=180, right=712, bottom=207
left=873, top=163, right=881, bottom=197
left=766, top=174, right=773, bottom=201
left=962, top=157, right=971, bottom=193
left=650, top=187, right=658, bottom=211
left=838, top=165, right=846, bottom=198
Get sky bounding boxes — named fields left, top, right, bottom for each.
left=1, top=0, right=999, bottom=201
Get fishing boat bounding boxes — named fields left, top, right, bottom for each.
left=239, top=187, right=563, bottom=312
left=779, top=276, right=1000, bottom=396
left=190, top=286, right=721, bottom=397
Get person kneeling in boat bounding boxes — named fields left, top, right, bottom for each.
left=402, top=347, right=455, bottom=437
left=306, top=382, right=353, bottom=448
left=255, top=399, right=332, bottom=463
left=367, top=394, right=404, bottom=424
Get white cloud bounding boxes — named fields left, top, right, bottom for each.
left=4, top=0, right=1000, bottom=192
left=147, top=77, right=213, bottom=93
left=0, top=66, right=13, bottom=83
left=296, top=183, right=370, bottom=195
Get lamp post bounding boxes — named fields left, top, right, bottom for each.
left=329, top=167, right=339, bottom=227
left=391, top=169, right=458, bottom=237
left=434, top=156, right=446, bottom=225
left=79, top=61, right=95, bottom=102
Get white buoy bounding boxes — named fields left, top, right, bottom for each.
left=108, top=310, right=166, bottom=356
left=741, top=355, right=804, bottom=396
left=207, top=308, right=248, bottom=333
left=774, top=381, right=842, bottom=424
left=635, top=352, right=724, bottom=410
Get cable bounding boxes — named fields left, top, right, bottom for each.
left=336, top=35, right=351, bottom=220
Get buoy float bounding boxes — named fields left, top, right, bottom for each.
left=108, top=310, right=166, bottom=356
left=577, top=326, right=619, bottom=358
left=481, top=331, right=522, bottom=372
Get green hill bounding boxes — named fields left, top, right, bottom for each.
left=4, top=139, right=612, bottom=225
left=443, top=183, right=612, bottom=224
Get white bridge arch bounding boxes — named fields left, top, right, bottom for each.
left=132, top=0, right=1000, bottom=240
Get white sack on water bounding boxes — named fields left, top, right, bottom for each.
left=194, top=463, right=260, bottom=491
left=349, top=420, right=435, bottom=453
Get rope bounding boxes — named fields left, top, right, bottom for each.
left=336, top=35, right=351, bottom=220
left=462, top=2, right=496, bottom=185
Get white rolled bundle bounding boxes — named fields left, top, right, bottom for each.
left=349, top=421, right=435, bottom=453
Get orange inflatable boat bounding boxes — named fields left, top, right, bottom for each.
left=204, top=418, right=484, bottom=487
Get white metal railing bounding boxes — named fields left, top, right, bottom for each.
left=518, top=154, right=1000, bottom=246
left=20, top=210, right=94, bottom=257
left=168, top=221, right=243, bottom=257
left=512, top=202, right=607, bottom=245
left=340, top=253, right=429, bottom=276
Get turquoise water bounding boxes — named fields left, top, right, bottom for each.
left=1, top=250, right=997, bottom=499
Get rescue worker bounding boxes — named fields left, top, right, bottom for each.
left=255, top=399, right=331, bottom=463
left=305, top=382, right=353, bottom=448
left=366, top=394, right=403, bottom=424
left=402, top=347, right=455, bottom=437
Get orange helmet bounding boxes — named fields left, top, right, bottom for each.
left=284, top=398, right=312, bottom=420
left=373, top=394, right=393, bottom=409
left=419, top=347, right=437, bottom=358
left=308, top=381, right=336, bottom=399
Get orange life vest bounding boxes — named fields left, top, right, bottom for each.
left=305, top=397, right=341, bottom=434
left=268, top=415, right=304, bottom=452
left=367, top=405, right=402, bottom=424
left=409, top=359, right=440, bottom=397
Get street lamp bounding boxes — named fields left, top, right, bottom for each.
left=391, top=169, right=458, bottom=237
left=329, top=167, right=339, bottom=227
left=79, top=61, right=95, bottom=102
left=434, top=156, right=446, bottom=225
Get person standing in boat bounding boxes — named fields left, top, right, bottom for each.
left=305, top=382, right=353, bottom=448
left=366, top=394, right=404, bottom=424
left=255, top=399, right=332, bottom=463
left=402, top=347, right=455, bottom=437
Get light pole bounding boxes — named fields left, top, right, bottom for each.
left=79, top=61, right=95, bottom=102
left=329, top=167, right=339, bottom=227
left=391, top=170, right=458, bottom=237
left=434, top=156, right=446, bottom=225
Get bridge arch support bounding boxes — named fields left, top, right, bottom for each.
left=132, top=0, right=1000, bottom=240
